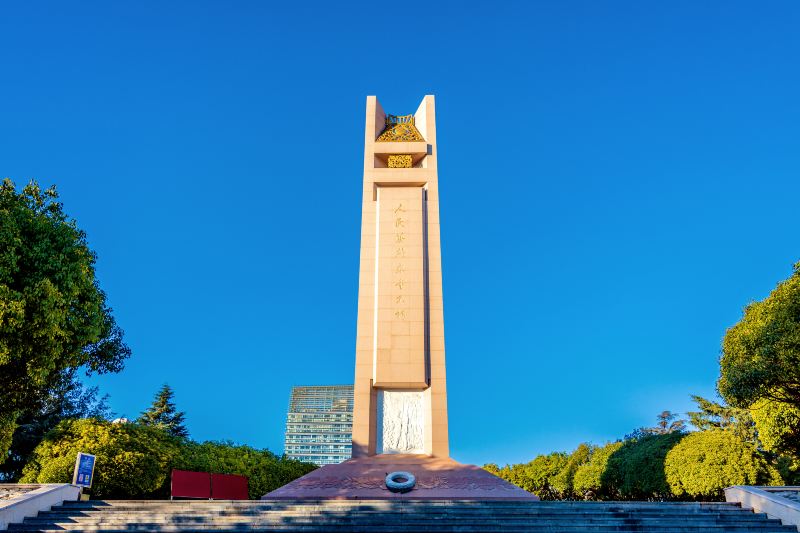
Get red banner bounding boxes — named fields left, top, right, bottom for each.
left=171, top=470, right=211, bottom=499
left=211, top=473, right=249, bottom=500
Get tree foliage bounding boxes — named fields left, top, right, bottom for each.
left=603, top=432, right=685, bottom=500
left=138, top=385, right=188, bottom=439
left=20, top=419, right=316, bottom=499
left=0, top=372, right=111, bottom=481
left=749, top=398, right=800, bottom=457
left=573, top=441, right=623, bottom=500
left=665, top=430, right=782, bottom=499
left=0, top=179, right=130, bottom=460
left=552, top=443, right=592, bottom=499
left=687, top=395, right=756, bottom=442
left=483, top=452, right=568, bottom=500
left=719, top=262, right=800, bottom=408
left=20, top=419, right=181, bottom=498
left=625, top=411, right=687, bottom=441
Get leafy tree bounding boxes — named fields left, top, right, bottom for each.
left=573, top=441, right=623, bottom=500
left=552, top=443, right=593, bottom=499
left=0, top=179, right=130, bottom=460
left=0, top=371, right=111, bottom=481
left=687, top=395, right=756, bottom=442
left=625, top=411, right=687, bottom=441
left=518, top=452, right=569, bottom=500
left=603, top=432, right=685, bottom=500
left=20, top=419, right=316, bottom=499
left=138, top=384, right=188, bottom=439
left=20, top=418, right=182, bottom=498
left=484, top=453, right=568, bottom=500
left=749, top=398, right=800, bottom=457
left=483, top=463, right=502, bottom=476
left=719, top=262, right=800, bottom=408
left=649, top=411, right=687, bottom=435
left=665, top=430, right=782, bottom=499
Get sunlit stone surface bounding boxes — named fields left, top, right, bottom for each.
left=377, top=391, right=425, bottom=454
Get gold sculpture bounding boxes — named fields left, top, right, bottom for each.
left=377, top=114, right=425, bottom=142
left=387, top=154, right=413, bottom=168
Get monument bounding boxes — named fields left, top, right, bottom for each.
left=265, top=96, right=536, bottom=500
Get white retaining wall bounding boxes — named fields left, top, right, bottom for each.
left=726, top=485, right=800, bottom=532
left=0, top=484, right=81, bottom=530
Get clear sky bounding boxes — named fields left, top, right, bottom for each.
left=1, top=1, right=799, bottom=466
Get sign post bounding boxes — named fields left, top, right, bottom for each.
left=72, top=452, right=96, bottom=500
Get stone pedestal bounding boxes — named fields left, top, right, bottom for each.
left=263, top=455, right=538, bottom=501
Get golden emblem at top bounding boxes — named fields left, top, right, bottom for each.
left=376, top=114, right=425, bottom=142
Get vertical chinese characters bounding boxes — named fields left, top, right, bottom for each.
left=393, top=203, right=407, bottom=320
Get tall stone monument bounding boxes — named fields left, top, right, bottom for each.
left=265, top=96, right=536, bottom=500
left=351, top=95, right=448, bottom=459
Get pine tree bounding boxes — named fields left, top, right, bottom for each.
left=138, top=385, right=188, bottom=438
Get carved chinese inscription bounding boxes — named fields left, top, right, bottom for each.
left=374, top=186, right=426, bottom=387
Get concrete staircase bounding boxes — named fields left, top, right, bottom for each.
left=6, top=499, right=796, bottom=532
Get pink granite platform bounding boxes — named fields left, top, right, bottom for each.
left=263, top=454, right=539, bottom=501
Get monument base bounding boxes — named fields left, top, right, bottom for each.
left=263, top=454, right=539, bottom=501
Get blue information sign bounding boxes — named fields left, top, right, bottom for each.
left=72, top=452, right=96, bottom=488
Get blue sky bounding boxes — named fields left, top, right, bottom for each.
left=1, top=1, right=799, bottom=466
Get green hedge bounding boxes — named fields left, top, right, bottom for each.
left=486, top=431, right=786, bottom=501
left=665, top=430, right=782, bottom=499
left=20, top=419, right=315, bottom=499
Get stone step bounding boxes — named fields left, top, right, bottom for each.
left=50, top=502, right=749, bottom=508
left=47, top=504, right=754, bottom=514
left=54, top=501, right=747, bottom=510
left=14, top=520, right=789, bottom=530
left=40, top=505, right=761, bottom=513
left=6, top=522, right=797, bottom=533
left=32, top=514, right=773, bottom=524
left=6, top=499, right=794, bottom=533
left=27, top=509, right=776, bottom=523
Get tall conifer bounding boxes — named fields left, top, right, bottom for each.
left=138, top=385, right=188, bottom=438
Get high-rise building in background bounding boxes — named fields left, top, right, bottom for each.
left=283, top=385, right=354, bottom=465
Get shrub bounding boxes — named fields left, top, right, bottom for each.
left=20, top=419, right=181, bottom=498
left=573, top=441, right=623, bottom=500
left=603, top=432, right=684, bottom=500
left=519, top=452, right=569, bottom=500
left=750, top=399, right=800, bottom=457
left=552, top=443, right=593, bottom=499
left=485, top=452, right=568, bottom=500
left=20, top=419, right=317, bottom=499
left=665, top=430, right=782, bottom=499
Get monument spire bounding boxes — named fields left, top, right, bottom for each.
left=351, top=95, right=448, bottom=458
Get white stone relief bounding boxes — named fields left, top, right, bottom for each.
left=377, top=391, right=426, bottom=454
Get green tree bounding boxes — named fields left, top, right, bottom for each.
left=719, top=262, right=800, bottom=408
left=603, top=432, right=685, bottom=500
left=625, top=411, right=687, bottom=441
left=649, top=411, right=687, bottom=435
left=749, top=398, right=800, bottom=457
left=20, top=418, right=182, bottom=498
left=665, top=430, right=782, bottom=499
left=0, top=371, right=111, bottom=481
left=20, top=419, right=317, bottom=499
left=138, top=385, right=188, bottom=439
left=573, top=441, right=623, bottom=500
left=0, top=179, right=130, bottom=460
left=484, top=452, right=568, bottom=500
left=687, top=395, right=756, bottom=442
left=552, top=443, right=593, bottom=499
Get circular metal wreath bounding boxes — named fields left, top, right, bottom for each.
left=385, top=471, right=416, bottom=493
